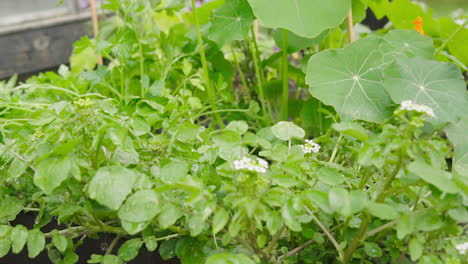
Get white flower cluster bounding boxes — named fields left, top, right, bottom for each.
left=233, top=157, right=269, bottom=173
left=300, top=139, right=321, bottom=154
left=456, top=242, right=468, bottom=255
left=398, top=100, right=436, bottom=118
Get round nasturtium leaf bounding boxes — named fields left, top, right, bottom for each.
left=383, top=57, right=468, bottom=124
left=306, top=37, right=394, bottom=123
left=382, top=29, right=434, bottom=59
left=118, top=190, right=160, bottom=223
left=208, top=0, right=255, bottom=46
left=88, top=166, right=137, bottom=210
left=247, top=0, right=350, bottom=38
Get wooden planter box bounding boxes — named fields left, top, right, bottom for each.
left=0, top=0, right=92, bottom=79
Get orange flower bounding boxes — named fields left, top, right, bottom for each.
left=412, top=16, right=425, bottom=35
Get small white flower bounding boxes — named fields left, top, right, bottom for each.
left=300, top=139, right=321, bottom=154
left=398, top=100, right=436, bottom=118
left=233, top=157, right=269, bottom=173
left=456, top=242, right=468, bottom=255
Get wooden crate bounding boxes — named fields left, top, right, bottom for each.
left=0, top=0, right=94, bottom=79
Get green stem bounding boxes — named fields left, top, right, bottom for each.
left=105, top=234, right=123, bottom=255
left=231, top=47, right=251, bottom=101
left=139, top=43, right=145, bottom=97
left=191, top=0, right=224, bottom=128
left=343, top=156, right=403, bottom=263
left=250, top=26, right=271, bottom=123
left=435, top=20, right=468, bottom=56
left=281, top=30, right=289, bottom=120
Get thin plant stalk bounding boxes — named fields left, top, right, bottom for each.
left=347, top=8, right=355, bottom=43
left=250, top=26, right=272, bottom=123
left=89, top=0, right=103, bottom=65
left=191, top=0, right=224, bottom=128
left=231, top=47, right=251, bottom=101
left=281, top=30, right=289, bottom=120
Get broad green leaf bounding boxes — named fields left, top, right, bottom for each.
left=281, top=202, right=302, bottom=232
left=274, top=29, right=329, bottom=53
left=306, top=37, right=394, bottom=123
left=396, top=213, right=415, bottom=239
left=364, top=242, right=383, bottom=258
left=70, top=37, right=98, bottom=74
left=366, top=202, right=399, bottom=220
left=408, top=161, right=459, bottom=193
left=121, top=221, right=149, bottom=235
left=159, top=159, right=189, bottom=183
left=409, top=237, right=424, bottom=261
left=445, top=115, right=468, bottom=146
left=158, top=203, right=183, bottom=229
left=52, top=233, right=68, bottom=253
left=176, top=123, right=205, bottom=143
left=118, top=190, right=160, bottom=223
left=212, top=208, right=229, bottom=234
left=448, top=207, right=468, bottom=223
left=0, top=225, right=11, bottom=238
left=0, top=196, right=23, bottom=222
left=332, top=122, right=369, bottom=141
left=206, top=252, right=256, bottom=264
left=225, top=121, right=249, bottom=135
left=27, top=229, right=45, bottom=258
left=102, top=254, right=123, bottom=264
left=128, top=116, right=151, bottom=136
left=383, top=57, right=468, bottom=123
left=382, top=29, right=434, bottom=59
left=247, top=0, right=350, bottom=38
left=414, top=211, right=443, bottom=231
left=318, top=167, right=345, bottom=186
left=208, top=0, right=255, bottom=45
left=271, top=121, right=305, bottom=141
left=0, top=238, right=10, bottom=258
left=34, top=156, right=72, bottom=194
left=118, top=238, right=143, bottom=262
left=11, top=225, right=28, bottom=254
left=88, top=166, right=137, bottom=210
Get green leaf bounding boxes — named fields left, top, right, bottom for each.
left=158, top=203, right=183, bottom=229
left=396, top=213, right=415, bottom=239
left=409, top=237, right=424, bottom=261
left=447, top=207, right=468, bottom=223
left=318, top=167, right=345, bottom=186
left=364, top=242, right=383, bottom=258
left=0, top=196, right=24, bottom=222
left=128, top=116, right=151, bottom=136
left=121, top=221, right=148, bottom=236
left=87, top=166, right=137, bottom=210
left=445, top=116, right=468, bottom=178
left=408, top=161, right=459, bottom=194
left=118, top=238, right=143, bottom=262
left=271, top=121, right=305, bottom=141
left=208, top=0, right=255, bottom=45
left=34, top=156, right=72, bottom=195
left=11, top=225, right=28, bottom=254
left=225, top=121, right=249, bottom=135
left=247, top=0, right=350, bottom=38
left=70, top=37, right=98, bottom=74
left=306, top=37, right=394, bottom=123
left=176, top=123, right=205, bottom=143
left=27, top=229, right=45, bottom=258
left=0, top=237, right=11, bottom=258
left=383, top=57, right=468, bottom=123
left=52, top=233, right=68, bottom=253
left=366, top=202, right=399, bottom=220
left=274, top=29, right=329, bottom=53
left=281, top=201, right=302, bottom=232
left=102, top=254, right=123, bottom=264
left=332, top=122, right=369, bottom=141
left=212, top=208, right=229, bottom=234
left=87, top=254, right=103, bottom=263
left=382, top=30, right=434, bottom=59
left=159, top=159, right=189, bottom=183
left=206, top=252, right=256, bottom=264
left=118, top=190, right=160, bottom=223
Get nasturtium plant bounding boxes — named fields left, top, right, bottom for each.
left=0, top=0, right=467, bottom=263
